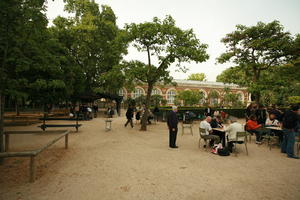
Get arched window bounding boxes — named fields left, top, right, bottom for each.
left=209, top=90, right=220, bottom=106
left=118, top=88, right=127, bottom=100
left=199, top=90, right=207, bottom=105
left=132, top=87, right=144, bottom=99
left=237, top=92, right=244, bottom=103
left=167, top=89, right=176, bottom=104
left=152, top=88, right=161, bottom=95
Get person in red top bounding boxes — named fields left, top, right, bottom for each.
left=246, top=115, right=263, bottom=144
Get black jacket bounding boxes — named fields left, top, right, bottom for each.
left=282, top=110, right=298, bottom=130
left=126, top=108, right=134, bottom=119
left=167, top=111, right=178, bottom=129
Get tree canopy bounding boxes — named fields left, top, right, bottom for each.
left=217, top=21, right=298, bottom=104
left=187, top=73, right=206, bottom=81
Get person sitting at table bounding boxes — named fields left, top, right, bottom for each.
left=210, top=115, right=226, bottom=147
left=265, top=113, right=283, bottom=143
left=200, top=116, right=220, bottom=147
left=246, top=115, right=263, bottom=144
left=265, top=113, right=280, bottom=126
left=225, top=117, right=245, bottom=153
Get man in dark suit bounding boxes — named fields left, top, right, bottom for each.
left=167, top=106, right=179, bottom=148
left=204, top=106, right=213, bottom=117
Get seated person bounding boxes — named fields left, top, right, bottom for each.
left=265, top=113, right=283, bottom=143
left=225, top=117, right=245, bottom=152
left=200, top=116, right=220, bottom=147
left=265, top=113, right=280, bottom=126
left=246, top=115, right=264, bottom=144
left=210, top=116, right=226, bottom=147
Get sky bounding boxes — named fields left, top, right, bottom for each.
left=46, top=0, right=300, bottom=81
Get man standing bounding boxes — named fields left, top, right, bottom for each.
left=124, top=105, right=134, bottom=128
left=204, top=106, right=213, bottom=117
left=281, top=105, right=299, bottom=159
left=167, top=106, right=179, bottom=148
left=200, top=116, right=220, bottom=147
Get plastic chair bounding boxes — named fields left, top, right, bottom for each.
left=233, top=131, right=248, bottom=156
left=199, top=128, right=211, bottom=151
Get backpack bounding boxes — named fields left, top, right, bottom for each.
left=218, top=147, right=230, bottom=156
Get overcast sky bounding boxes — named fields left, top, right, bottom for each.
left=46, top=0, right=300, bottom=81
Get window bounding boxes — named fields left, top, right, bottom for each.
left=152, top=88, right=161, bottom=95
left=199, top=91, right=206, bottom=104
left=132, top=88, right=144, bottom=99
left=167, top=89, right=176, bottom=104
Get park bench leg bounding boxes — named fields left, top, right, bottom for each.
left=5, top=134, right=9, bottom=152
left=65, top=134, right=68, bottom=149
left=30, top=156, right=36, bottom=183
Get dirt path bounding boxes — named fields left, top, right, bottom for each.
left=1, top=116, right=299, bottom=200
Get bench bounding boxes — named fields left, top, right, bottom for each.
left=38, top=117, right=82, bottom=132
left=0, top=130, right=70, bottom=182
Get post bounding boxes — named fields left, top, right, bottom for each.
left=76, top=112, right=79, bottom=132
left=5, top=133, right=9, bottom=152
left=65, top=134, right=68, bottom=149
left=30, top=156, right=36, bottom=182
left=0, top=92, right=5, bottom=164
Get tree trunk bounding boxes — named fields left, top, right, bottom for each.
left=0, top=92, right=5, bottom=164
left=140, top=83, right=154, bottom=131
left=15, top=100, right=20, bottom=116
left=252, top=68, right=261, bottom=104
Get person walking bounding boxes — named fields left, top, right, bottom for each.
left=124, top=105, right=134, bottom=128
left=167, top=106, right=179, bottom=148
left=281, top=105, right=299, bottom=159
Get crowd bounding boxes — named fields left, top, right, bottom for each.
left=167, top=104, right=300, bottom=159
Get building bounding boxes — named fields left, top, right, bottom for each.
left=118, top=79, right=250, bottom=106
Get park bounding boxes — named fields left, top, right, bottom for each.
left=0, top=0, right=300, bottom=200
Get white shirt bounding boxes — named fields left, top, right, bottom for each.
left=200, top=120, right=212, bottom=136
left=265, top=118, right=279, bottom=126
left=225, top=122, right=245, bottom=142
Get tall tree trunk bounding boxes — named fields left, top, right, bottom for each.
left=15, top=100, right=20, bottom=116
left=140, top=83, right=154, bottom=131
left=0, top=92, right=5, bottom=164
left=252, top=68, right=261, bottom=104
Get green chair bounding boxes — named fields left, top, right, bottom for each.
left=233, top=131, right=248, bottom=156
left=199, top=128, right=211, bottom=151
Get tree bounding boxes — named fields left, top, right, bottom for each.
left=187, top=73, right=206, bottom=81
left=0, top=0, right=61, bottom=162
left=54, top=0, right=129, bottom=95
left=217, top=21, right=295, bottom=104
left=222, top=88, right=244, bottom=108
left=176, top=90, right=202, bottom=106
left=125, top=16, right=209, bottom=130
left=208, top=90, right=220, bottom=107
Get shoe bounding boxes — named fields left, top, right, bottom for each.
left=171, top=146, right=178, bottom=148
left=255, top=141, right=262, bottom=144
left=288, top=155, right=299, bottom=159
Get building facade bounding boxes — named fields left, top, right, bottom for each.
left=118, top=79, right=250, bottom=106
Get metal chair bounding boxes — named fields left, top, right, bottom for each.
left=199, top=128, right=211, bottom=151
left=233, top=131, right=248, bottom=156
left=296, top=133, right=300, bottom=156
left=182, top=122, right=193, bottom=136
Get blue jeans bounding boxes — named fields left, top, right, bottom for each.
left=281, top=129, right=296, bottom=157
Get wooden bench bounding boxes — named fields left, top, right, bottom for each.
left=0, top=130, right=70, bottom=182
left=38, top=117, right=82, bottom=132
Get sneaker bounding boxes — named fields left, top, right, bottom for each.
left=255, top=141, right=262, bottom=144
left=288, top=155, right=299, bottom=159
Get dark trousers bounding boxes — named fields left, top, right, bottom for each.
left=125, top=118, right=133, bottom=128
left=210, top=130, right=225, bottom=147
left=169, top=128, right=178, bottom=147
left=281, top=129, right=296, bottom=157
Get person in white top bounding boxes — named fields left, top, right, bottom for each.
left=265, top=113, right=280, bottom=126
left=224, top=117, right=245, bottom=152
left=200, top=116, right=220, bottom=147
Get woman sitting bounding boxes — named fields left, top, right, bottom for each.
left=246, top=115, right=263, bottom=144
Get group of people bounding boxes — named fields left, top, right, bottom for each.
left=167, top=104, right=300, bottom=159
left=124, top=105, right=159, bottom=128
